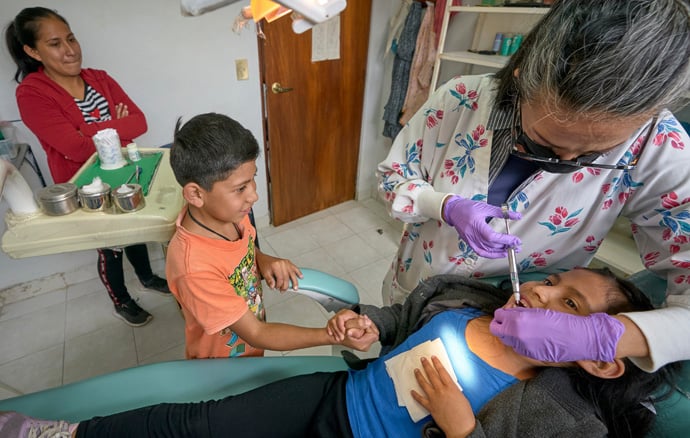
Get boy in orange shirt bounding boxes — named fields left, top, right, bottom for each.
left=166, top=113, right=375, bottom=358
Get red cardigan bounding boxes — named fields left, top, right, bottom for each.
left=16, top=68, right=147, bottom=183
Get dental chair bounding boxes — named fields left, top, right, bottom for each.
left=0, top=269, right=687, bottom=437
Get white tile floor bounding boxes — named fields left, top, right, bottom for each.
left=0, top=199, right=399, bottom=401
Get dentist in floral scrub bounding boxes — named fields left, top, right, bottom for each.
left=378, top=0, right=690, bottom=373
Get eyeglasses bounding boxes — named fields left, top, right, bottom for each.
left=510, top=99, right=655, bottom=172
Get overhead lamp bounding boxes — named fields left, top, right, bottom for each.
left=251, top=0, right=346, bottom=33
left=278, top=0, right=346, bottom=28
left=181, top=0, right=347, bottom=34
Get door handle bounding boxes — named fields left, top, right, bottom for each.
left=271, top=82, right=294, bottom=94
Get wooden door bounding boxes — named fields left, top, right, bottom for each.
left=258, top=0, right=372, bottom=225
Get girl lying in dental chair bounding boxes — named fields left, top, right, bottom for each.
left=2, top=268, right=679, bottom=438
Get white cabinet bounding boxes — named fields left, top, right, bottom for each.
left=431, top=3, right=549, bottom=90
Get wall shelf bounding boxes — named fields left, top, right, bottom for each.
left=431, top=2, right=549, bottom=90
left=439, top=51, right=510, bottom=69
left=453, top=6, right=549, bottom=15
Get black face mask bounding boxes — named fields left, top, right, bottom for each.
left=515, top=132, right=602, bottom=174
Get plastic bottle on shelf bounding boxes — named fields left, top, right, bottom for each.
left=500, top=34, right=513, bottom=56
left=510, top=33, right=523, bottom=55
left=492, top=33, right=504, bottom=52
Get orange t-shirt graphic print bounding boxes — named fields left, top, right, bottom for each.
left=224, top=238, right=265, bottom=357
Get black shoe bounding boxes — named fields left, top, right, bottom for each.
left=140, top=275, right=172, bottom=296
left=113, top=299, right=153, bottom=327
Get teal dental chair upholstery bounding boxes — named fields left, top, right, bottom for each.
left=0, top=269, right=687, bottom=436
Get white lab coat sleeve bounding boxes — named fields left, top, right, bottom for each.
left=418, top=191, right=452, bottom=222
left=622, top=296, right=690, bottom=372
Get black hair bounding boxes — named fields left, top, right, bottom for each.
left=565, top=268, right=681, bottom=438
left=5, top=6, right=69, bottom=83
left=170, top=113, right=260, bottom=191
left=568, top=359, right=681, bottom=438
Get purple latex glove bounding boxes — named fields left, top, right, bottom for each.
left=490, top=307, right=625, bottom=362
left=442, top=195, right=522, bottom=258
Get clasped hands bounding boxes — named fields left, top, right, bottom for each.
left=327, top=309, right=379, bottom=351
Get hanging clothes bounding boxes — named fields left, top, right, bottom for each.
left=434, top=0, right=462, bottom=49
left=385, top=0, right=413, bottom=59
left=382, top=1, right=425, bottom=139
left=377, top=0, right=412, bottom=143
left=399, top=2, right=437, bottom=126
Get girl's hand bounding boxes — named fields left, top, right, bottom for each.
left=411, top=356, right=475, bottom=438
left=327, top=310, right=379, bottom=350
left=339, top=316, right=379, bottom=351
left=327, top=310, right=377, bottom=340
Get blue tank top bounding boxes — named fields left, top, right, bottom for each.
left=345, top=308, right=518, bottom=437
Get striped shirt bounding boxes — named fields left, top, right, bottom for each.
left=75, top=84, right=112, bottom=123
left=486, top=104, right=514, bottom=185
left=486, top=101, right=538, bottom=206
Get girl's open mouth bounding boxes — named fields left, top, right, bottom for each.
left=515, top=296, right=529, bottom=308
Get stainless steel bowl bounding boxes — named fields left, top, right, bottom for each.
left=112, top=184, right=145, bottom=213
left=37, top=183, right=79, bottom=216
left=78, top=183, right=112, bottom=212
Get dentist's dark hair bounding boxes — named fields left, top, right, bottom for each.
left=5, top=7, right=69, bottom=83
left=494, top=0, right=690, bottom=118
left=170, top=113, right=259, bottom=191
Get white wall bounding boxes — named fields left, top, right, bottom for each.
left=0, top=0, right=397, bottom=289
left=357, top=0, right=396, bottom=200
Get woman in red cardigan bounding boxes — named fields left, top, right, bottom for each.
left=6, top=6, right=171, bottom=326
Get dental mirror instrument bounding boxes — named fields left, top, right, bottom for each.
left=501, top=204, right=521, bottom=305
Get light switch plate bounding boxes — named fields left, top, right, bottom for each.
left=235, top=59, right=248, bottom=81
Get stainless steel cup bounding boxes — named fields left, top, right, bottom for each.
left=78, top=183, right=112, bottom=212
left=37, top=183, right=79, bottom=216
left=112, top=184, right=145, bottom=213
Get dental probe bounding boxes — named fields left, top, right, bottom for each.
left=501, top=204, right=521, bottom=305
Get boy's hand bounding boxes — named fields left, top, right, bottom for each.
left=411, top=356, right=475, bottom=438
left=327, top=310, right=379, bottom=341
left=256, top=250, right=302, bottom=291
left=327, top=310, right=379, bottom=351
left=327, top=309, right=359, bottom=341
